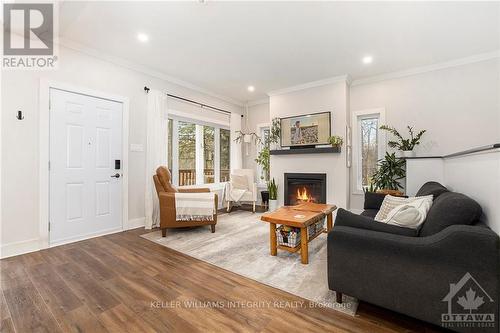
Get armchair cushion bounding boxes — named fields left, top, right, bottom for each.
left=335, top=208, right=418, bottom=237
left=156, top=166, right=178, bottom=193
left=230, top=174, right=249, bottom=190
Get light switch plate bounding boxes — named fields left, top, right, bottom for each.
left=130, top=144, right=144, bottom=152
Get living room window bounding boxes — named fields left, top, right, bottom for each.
left=219, top=128, right=231, bottom=182
left=178, top=121, right=197, bottom=186
left=203, top=126, right=215, bottom=184
left=167, top=118, right=230, bottom=186
left=353, top=108, right=386, bottom=192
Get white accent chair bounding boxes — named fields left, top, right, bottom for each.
left=225, top=169, right=258, bottom=213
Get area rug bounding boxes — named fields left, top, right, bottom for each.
left=142, top=210, right=358, bottom=315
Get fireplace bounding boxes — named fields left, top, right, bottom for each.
left=284, top=173, right=327, bottom=205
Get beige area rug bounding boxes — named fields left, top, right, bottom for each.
left=142, top=210, right=358, bottom=316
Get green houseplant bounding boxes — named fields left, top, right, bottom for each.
left=255, top=146, right=270, bottom=181
left=328, top=135, right=343, bottom=148
left=268, top=178, right=278, bottom=211
left=379, top=125, right=426, bottom=157
left=371, top=152, right=406, bottom=195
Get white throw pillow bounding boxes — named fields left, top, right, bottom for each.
left=374, top=195, right=416, bottom=221
left=231, top=174, right=248, bottom=190
left=375, top=195, right=433, bottom=229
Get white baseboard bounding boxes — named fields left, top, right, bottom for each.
left=1, top=218, right=145, bottom=259
left=127, top=217, right=145, bottom=229
left=1, top=238, right=40, bottom=259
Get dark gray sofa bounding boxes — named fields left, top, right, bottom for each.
left=328, top=182, right=500, bottom=333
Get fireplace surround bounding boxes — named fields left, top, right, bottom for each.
left=284, top=173, right=327, bottom=205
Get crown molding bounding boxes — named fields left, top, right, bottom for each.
left=267, top=74, right=350, bottom=97
left=57, top=38, right=245, bottom=107
left=351, top=50, right=500, bottom=87
left=247, top=97, right=269, bottom=107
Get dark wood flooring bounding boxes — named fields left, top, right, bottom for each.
left=0, top=227, right=446, bottom=333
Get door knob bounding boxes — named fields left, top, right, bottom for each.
left=111, top=173, right=121, bottom=178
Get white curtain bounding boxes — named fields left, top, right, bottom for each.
left=145, top=90, right=168, bottom=229
left=230, top=112, right=243, bottom=171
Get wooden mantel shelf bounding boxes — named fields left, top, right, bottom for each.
left=270, top=147, right=341, bottom=155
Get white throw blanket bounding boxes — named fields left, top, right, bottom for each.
left=228, top=188, right=247, bottom=202
left=175, top=192, right=215, bottom=221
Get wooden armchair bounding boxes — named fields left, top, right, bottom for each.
left=153, top=166, right=218, bottom=236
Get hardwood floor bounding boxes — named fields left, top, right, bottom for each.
left=0, top=228, right=445, bottom=333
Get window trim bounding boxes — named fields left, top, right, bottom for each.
left=168, top=115, right=230, bottom=187
left=255, top=122, right=270, bottom=186
left=352, top=108, right=386, bottom=194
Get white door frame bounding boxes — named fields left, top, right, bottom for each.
left=39, top=79, right=129, bottom=249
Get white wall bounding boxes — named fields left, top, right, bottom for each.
left=242, top=102, right=270, bottom=176
left=1, top=45, right=242, bottom=257
left=350, top=59, right=500, bottom=209
left=406, top=150, right=500, bottom=235
left=269, top=80, right=350, bottom=209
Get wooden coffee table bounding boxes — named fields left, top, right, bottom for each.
left=260, top=202, right=337, bottom=264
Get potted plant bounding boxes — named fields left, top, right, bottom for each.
left=379, top=125, right=426, bottom=158
left=234, top=130, right=261, bottom=145
left=255, top=145, right=270, bottom=206
left=328, top=135, right=343, bottom=149
left=371, top=152, right=405, bottom=196
left=268, top=178, right=278, bottom=211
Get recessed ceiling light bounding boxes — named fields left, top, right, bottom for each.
left=362, top=56, right=373, bottom=64
left=247, top=86, right=255, bottom=92
left=137, top=33, right=149, bottom=43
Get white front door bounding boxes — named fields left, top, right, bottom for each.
left=49, top=88, right=123, bottom=245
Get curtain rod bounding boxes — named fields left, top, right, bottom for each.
left=144, top=86, right=233, bottom=116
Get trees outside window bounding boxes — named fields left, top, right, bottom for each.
left=360, top=118, right=379, bottom=187
left=354, top=109, right=386, bottom=191
left=203, top=126, right=215, bottom=184
left=178, top=121, right=196, bottom=186
left=167, top=118, right=230, bottom=186
left=219, top=129, right=230, bottom=182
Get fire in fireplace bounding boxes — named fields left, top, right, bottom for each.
left=284, top=173, right=326, bottom=206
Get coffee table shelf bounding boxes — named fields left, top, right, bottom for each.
left=261, top=202, right=337, bottom=264
left=277, top=227, right=326, bottom=253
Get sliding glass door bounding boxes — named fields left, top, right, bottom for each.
left=167, top=118, right=230, bottom=186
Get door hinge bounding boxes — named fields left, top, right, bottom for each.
left=48, top=222, right=50, bottom=231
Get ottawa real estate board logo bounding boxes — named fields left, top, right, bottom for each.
left=441, top=272, right=495, bottom=330
left=2, top=2, right=58, bottom=69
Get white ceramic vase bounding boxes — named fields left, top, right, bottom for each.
left=402, top=150, right=415, bottom=158
left=268, top=199, right=279, bottom=212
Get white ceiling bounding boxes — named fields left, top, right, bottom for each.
left=59, top=1, right=500, bottom=104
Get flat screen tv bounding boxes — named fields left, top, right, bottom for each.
left=280, top=111, right=331, bottom=148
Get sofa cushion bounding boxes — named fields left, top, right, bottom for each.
left=416, top=181, right=448, bottom=198
left=363, top=192, right=387, bottom=210
left=419, top=192, right=482, bottom=236
left=335, top=209, right=418, bottom=237
left=360, top=209, right=378, bottom=218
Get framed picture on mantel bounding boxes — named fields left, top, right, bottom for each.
left=280, top=111, right=331, bottom=148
